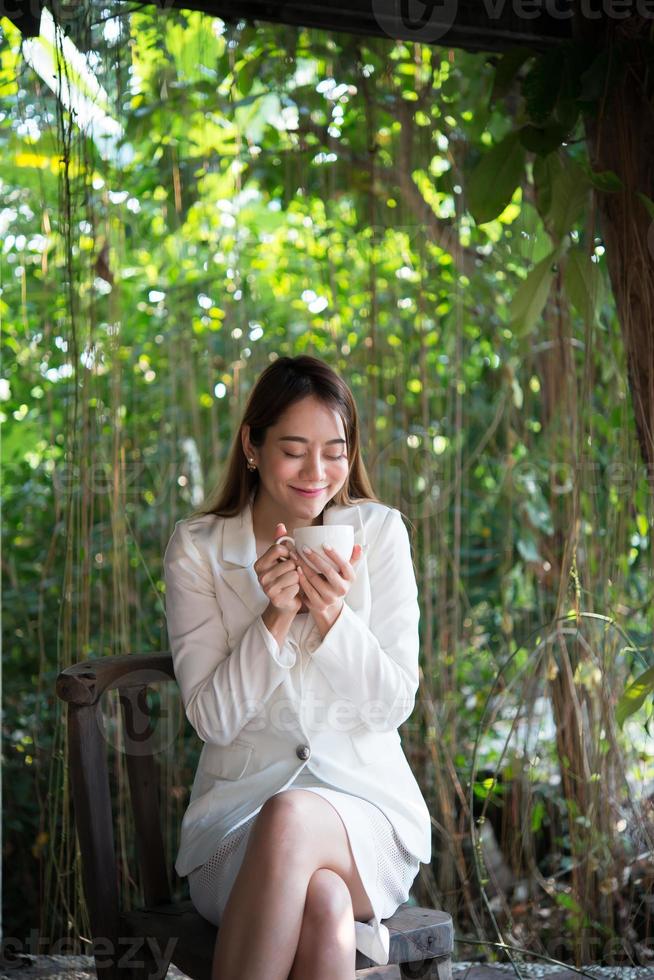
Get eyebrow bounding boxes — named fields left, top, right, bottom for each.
left=277, top=436, right=346, bottom=445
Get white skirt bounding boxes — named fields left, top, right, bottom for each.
left=187, top=767, right=421, bottom=966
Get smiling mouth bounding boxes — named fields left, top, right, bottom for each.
left=291, top=486, right=327, bottom=493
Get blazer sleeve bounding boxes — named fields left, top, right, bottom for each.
left=309, top=507, right=421, bottom=733
left=163, top=520, right=296, bottom=746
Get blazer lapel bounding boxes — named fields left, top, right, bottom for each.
left=220, top=491, right=366, bottom=617
left=220, top=493, right=262, bottom=618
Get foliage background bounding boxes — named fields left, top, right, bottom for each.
left=1, top=2, right=653, bottom=965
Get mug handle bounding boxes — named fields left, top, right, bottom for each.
left=275, top=534, right=296, bottom=559
left=276, top=535, right=324, bottom=573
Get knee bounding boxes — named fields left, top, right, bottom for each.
left=251, top=792, right=314, bottom=861
left=303, top=868, right=353, bottom=935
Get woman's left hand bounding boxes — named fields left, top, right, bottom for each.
left=293, top=543, right=364, bottom=616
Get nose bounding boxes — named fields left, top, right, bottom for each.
left=300, top=452, right=326, bottom=480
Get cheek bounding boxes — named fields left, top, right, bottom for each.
left=330, top=460, right=349, bottom=480
left=277, top=458, right=301, bottom=477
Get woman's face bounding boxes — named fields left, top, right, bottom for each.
left=244, top=396, right=350, bottom=517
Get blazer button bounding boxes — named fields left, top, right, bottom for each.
left=295, top=743, right=311, bottom=761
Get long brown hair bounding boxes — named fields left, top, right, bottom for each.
left=190, top=355, right=381, bottom=519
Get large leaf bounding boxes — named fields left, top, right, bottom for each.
left=509, top=248, right=560, bottom=336
left=519, top=123, right=569, bottom=156
left=532, top=152, right=561, bottom=218
left=514, top=201, right=554, bottom=264
left=549, top=155, right=590, bottom=241
left=564, top=247, right=605, bottom=326
left=587, top=169, right=624, bottom=194
left=467, top=131, right=526, bottom=225
left=490, top=47, right=533, bottom=104
left=616, top=665, right=654, bottom=728
left=522, top=48, right=565, bottom=124
left=532, top=152, right=589, bottom=241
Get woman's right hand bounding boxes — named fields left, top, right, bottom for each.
left=254, top=523, right=302, bottom=614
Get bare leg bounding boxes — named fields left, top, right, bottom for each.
left=210, top=789, right=374, bottom=980
left=287, top=868, right=356, bottom=980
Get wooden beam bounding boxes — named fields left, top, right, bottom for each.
left=146, top=0, right=571, bottom=53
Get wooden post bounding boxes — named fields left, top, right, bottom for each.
left=67, top=702, right=122, bottom=980
left=576, top=10, right=654, bottom=500
left=119, top=686, right=171, bottom=908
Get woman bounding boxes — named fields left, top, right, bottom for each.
left=163, top=355, right=431, bottom=980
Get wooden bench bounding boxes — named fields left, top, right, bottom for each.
left=56, top=653, right=454, bottom=980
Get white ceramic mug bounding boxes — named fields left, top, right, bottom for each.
left=276, top=524, right=354, bottom=573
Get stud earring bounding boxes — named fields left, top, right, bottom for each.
left=247, top=457, right=257, bottom=471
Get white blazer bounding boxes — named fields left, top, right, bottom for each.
left=163, top=491, right=432, bottom=878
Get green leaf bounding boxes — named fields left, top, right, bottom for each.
left=534, top=151, right=590, bottom=237
left=509, top=248, right=560, bottom=336
left=519, top=123, right=569, bottom=156
left=490, top=47, right=533, bottom=104
left=553, top=96, right=580, bottom=132
left=564, top=248, right=605, bottom=326
left=637, top=192, right=654, bottom=220
left=548, top=154, right=590, bottom=241
left=522, top=49, right=565, bottom=124
left=616, top=665, right=654, bottom=728
left=532, top=152, right=561, bottom=219
left=2, top=420, right=43, bottom=465
left=531, top=800, right=546, bottom=832
left=555, top=891, right=581, bottom=912
left=587, top=169, right=624, bottom=194
left=514, top=201, right=554, bottom=264
left=467, top=132, right=526, bottom=225
left=238, top=58, right=261, bottom=97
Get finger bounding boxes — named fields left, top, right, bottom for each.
left=297, top=560, right=338, bottom=603
left=320, top=544, right=344, bottom=573
left=274, top=563, right=300, bottom=584
left=321, top=544, right=359, bottom=578
left=295, top=553, right=320, bottom=582
left=297, top=564, right=320, bottom=600
left=263, top=564, right=298, bottom=589
left=271, top=542, right=292, bottom=563
left=270, top=571, right=300, bottom=598
left=299, top=546, right=338, bottom=581
left=297, top=552, right=330, bottom=586
left=351, top=544, right=364, bottom=566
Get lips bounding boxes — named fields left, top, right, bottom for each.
left=291, top=486, right=326, bottom=496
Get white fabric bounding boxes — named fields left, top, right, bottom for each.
left=186, top=614, right=422, bottom=966
left=163, top=492, right=432, bottom=879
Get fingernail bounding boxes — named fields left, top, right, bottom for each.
left=302, top=545, right=312, bottom=554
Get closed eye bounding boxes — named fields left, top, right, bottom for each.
left=283, top=451, right=346, bottom=460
